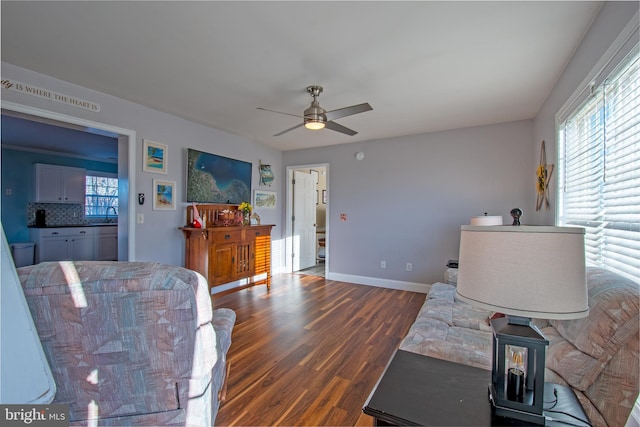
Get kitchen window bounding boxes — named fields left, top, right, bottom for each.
left=85, top=172, right=118, bottom=218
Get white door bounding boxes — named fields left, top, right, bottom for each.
left=293, top=170, right=317, bottom=271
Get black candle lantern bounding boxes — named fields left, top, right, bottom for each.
left=489, top=316, right=548, bottom=424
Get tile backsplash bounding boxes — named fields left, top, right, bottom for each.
left=27, top=203, right=117, bottom=226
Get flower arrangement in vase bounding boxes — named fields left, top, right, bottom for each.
left=239, top=202, right=252, bottom=226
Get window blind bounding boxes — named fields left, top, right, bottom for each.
left=558, top=45, right=639, bottom=282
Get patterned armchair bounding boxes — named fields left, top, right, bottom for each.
left=17, top=261, right=235, bottom=426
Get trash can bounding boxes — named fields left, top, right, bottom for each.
left=10, top=242, right=35, bottom=267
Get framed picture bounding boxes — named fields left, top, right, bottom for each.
left=143, top=139, right=168, bottom=174
left=259, top=163, right=274, bottom=186
left=153, top=179, right=176, bottom=210
left=254, top=189, right=276, bottom=209
left=322, top=189, right=327, bottom=204
left=186, top=148, right=252, bottom=203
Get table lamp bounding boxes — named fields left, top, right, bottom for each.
left=455, top=224, right=588, bottom=424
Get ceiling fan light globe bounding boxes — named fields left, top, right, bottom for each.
left=304, top=121, right=325, bottom=130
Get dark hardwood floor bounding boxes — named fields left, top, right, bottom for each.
left=212, top=273, right=426, bottom=426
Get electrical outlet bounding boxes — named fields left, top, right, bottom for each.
left=380, top=260, right=386, bottom=269
left=406, top=262, right=413, bottom=271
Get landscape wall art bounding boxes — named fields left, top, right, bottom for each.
left=186, top=148, right=252, bottom=204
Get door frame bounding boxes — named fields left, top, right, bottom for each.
left=285, top=163, right=329, bottom=274
left=1, top=101, right=137, bottom=261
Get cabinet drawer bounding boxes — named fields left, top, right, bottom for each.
left=209, top=230, right=242, bottom=244
left=246, top=227, right=270, bottom=239
left=38, top=227, right=93, bottom=237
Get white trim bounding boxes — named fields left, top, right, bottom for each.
left=1, top=101, right=137, bottom=261
left=327, top=272, right=431, bottom=294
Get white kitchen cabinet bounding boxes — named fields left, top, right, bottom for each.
left=34, top=163, right=86, bottom=203
left=31, top=227, right=94, bottom=262
left=94, top=226, right=118, bottom=261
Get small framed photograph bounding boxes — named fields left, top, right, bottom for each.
left=143, top=139, right=168, bottom=174
left=259, top=163, right=274, bottom=186
left=152, top=179, right=176, bottom=210
left=254, top=189, right=276, bottom=209
left=322, top=189, right=327, bottom=204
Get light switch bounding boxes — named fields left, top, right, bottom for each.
left=137, top=213, right=144, bottom=224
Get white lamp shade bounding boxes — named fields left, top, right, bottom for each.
left=456, top=225, right=588, bottom=320
left=470, top=215, right=503, bottom=226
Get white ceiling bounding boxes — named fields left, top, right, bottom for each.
left=1, top=1, right=603, bottom=152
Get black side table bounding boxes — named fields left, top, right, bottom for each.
left=363, top=350, right=590, bottom=426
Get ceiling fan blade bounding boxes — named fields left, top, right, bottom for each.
left=324, top=103, right=372, bottom=121
left=257, top=107, right=302, bottom=119
left=273, top=122, right=304, bottom=137
left=325, top=120, right=358, bottom=136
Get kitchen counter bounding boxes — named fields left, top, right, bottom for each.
left=30, top=224, right=118, bottom=262
left=28, top=223, right=117, bottom=228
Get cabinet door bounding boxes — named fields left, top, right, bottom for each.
left=184, top=230, right=209, bottom=279
left=39, top=237, right=70, bottom=262
left=34, top=164, right=64, bottom=203
left=210, top=243, right=236, bottom=285
left=95, top=234, right=118, bottom=261
left=236, top=243, right=254, bottom=276
left=34, top=164, right=85, bottom=203
left=254, top=233, right=271, bottom=277
left=69, top=236, right=94, bottom=260
left=63, top=167, right=86, bottom=203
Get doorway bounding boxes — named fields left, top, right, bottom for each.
left=1, top=101, right=136, bottom=260
left=286, top=164, right=329, bottom=277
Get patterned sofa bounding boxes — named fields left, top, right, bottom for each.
left=18, top=261, right=235, bottom=427
left=400, top=267, right=639, bottom=427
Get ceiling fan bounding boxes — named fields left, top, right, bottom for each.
left=257, top=85, right=372, bottom=136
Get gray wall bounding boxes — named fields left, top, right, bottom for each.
left=284, top=120, right=532, bottom=285
left=1, top=63, right=283, bottom=268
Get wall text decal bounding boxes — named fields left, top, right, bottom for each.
left=1, top=78, right=100, bottom=112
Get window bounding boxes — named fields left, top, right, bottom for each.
left=558, top=45, right=639, bottom=282
left=85, top=172, right=118, bottom=218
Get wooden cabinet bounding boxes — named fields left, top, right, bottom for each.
left=31, top=227, right=94, bottom=262
left=210, top=243, right=240, bottom=284
left=34, top=163, right=85, bottom=203
left=181, top=224, right=274, bottom=293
